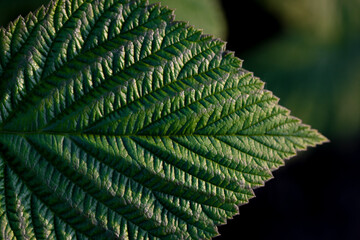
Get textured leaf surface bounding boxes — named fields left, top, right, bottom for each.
left=0, top=0, right=327, bottom=239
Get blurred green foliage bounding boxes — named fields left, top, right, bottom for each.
left=242, top=0, right=360, bottom=139
left=259, top=0, right=360, bottom=43
left=148, top=0, right=227, bottom=39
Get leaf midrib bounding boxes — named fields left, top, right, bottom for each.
left=0, top=130, right=311, bottom=138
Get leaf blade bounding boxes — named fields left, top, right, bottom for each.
left=0, top=0, right=327, bottom=239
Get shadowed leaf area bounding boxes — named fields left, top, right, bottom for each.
left=0, top=0, right=326, bottom=239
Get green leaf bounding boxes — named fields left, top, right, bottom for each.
left=0, top=0, right=327, bottom=239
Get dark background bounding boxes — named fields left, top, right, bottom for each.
left=0, top=0, right=359, bottom=239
